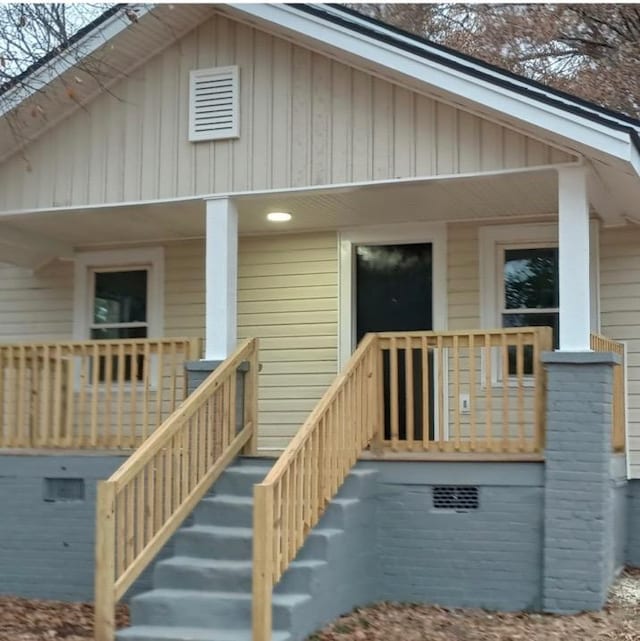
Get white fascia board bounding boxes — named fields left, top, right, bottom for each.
left=231, top=4, right=636, bottom=168
left=0, top=4, right=151, bottom=118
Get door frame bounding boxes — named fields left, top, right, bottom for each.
left=338, top=222, right=448, bottom=368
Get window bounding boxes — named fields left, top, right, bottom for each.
left=91, top=269, right=148, bottom=382
left=74, top=248, right=164, bottom=383
left=479, top=222, right=600, bottom=379
left=501, top=246, right=559, bottom=337
left=500, top=246, right=559, bottom=374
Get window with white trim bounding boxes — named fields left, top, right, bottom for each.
left=500, top=245, right=559, bottom=374
left=73, top=248, right=164, bottom=383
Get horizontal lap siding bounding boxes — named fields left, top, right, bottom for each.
left=0, top=13, right=574, bottom=213
left=0, top=261, right=73, bottom=340
left=600, top=227, right=640, bottom=477
left=237, top=233, right=338, bottom=452
left=447, top=223, right=480, bottom=330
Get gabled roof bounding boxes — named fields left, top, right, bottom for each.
left=314, top=4, right=640, bottom=137
left=2, top=2, right=639, bottom=175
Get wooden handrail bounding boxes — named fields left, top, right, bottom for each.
left=252, top=334, right=378, bottom=641
left=0, top=337, right=201, bottom=450
left=252, top=327, right=552, bottom=641
left=95, top=338, right=259, bottom=641
left=590, top=333, right=626, bottom=452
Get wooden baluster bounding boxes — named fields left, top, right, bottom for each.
left=16, top=345, right=27, bottom=447
left=170, top=341, right=178, bottom=413
left=533, top=330, right=545, bottom=453
left=389, top=337, right=399, bottom=451
left=64, top=348, right=75, bottom=448
left=405, top=336, right=414, bottom=450
left=469, top=334, right=477, bottom=452
left=116, top=489, right=126, bottom=578
left=485, top=333, right=493, bottom=451
left=421, top=337, right=430, bottom=451
left=172, top=433, right=181, bottom=513
left=155, top=342, right=165, bottom=429
left=116, top=343, right=126, bottom=448
left=104, top=342, right=114, bottom=447
left=130, top=343, right=139, bottom=448
left=52, top=344, right=63, bottom=447
left=136, top=472, right=145, bottom=558
left=0, top=347, right=5, bottom=447
left=501, top=333, right=509, bottom=452
left=91, top=344, right=100, bottom=447
left=453, top=335, right=460, bottom=451
left=125, top=483, right=135, bottom=571
left=181, top=419, right=190, bottom=502
left=142, top=342, right=151, bottom=440
left=436, top=335, right=445, bottom=450
left=516, top=333, right=525, bottom=452
left=77, top=346, right=89, bottom=448
left=145, top=459, right=155, bottom=548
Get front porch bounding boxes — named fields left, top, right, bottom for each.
left=0, top=327, right=627, bottom=459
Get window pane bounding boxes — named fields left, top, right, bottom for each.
left=503, top=312, right=559, bottom=375
left=89, top=326, right=147, bottom=383
left=504, top=248, right=558, bottom=310
left=502, top=312, right=559, bottom=348
left=94, top=270, right=147, bottom=324
left=90, top=326, right=147, bottom=340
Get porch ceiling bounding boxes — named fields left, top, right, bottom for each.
left=0, top=168, right=560, bottom=267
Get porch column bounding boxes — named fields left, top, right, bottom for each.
left=558, top=166, right=591, bottom=351
left=205, top=197, right=238, bottom=360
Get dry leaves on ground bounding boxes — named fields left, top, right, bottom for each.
left=0, top=597, right=128, bottom=641
left=308, top=568, right=640, bottom=641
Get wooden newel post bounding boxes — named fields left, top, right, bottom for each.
left=243, top=339, right=260, bottom=456
left=252, top=483, right=273, bottom=641
left=95, top=481, right=117, bottom=641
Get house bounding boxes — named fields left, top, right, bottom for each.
left=0, top=4, right=639, bottom=641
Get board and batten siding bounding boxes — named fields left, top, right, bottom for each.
left=0, top=11, right=574, bottom=214
left=600, top=226, right=640, bottom=477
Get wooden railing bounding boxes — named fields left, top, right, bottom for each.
left=591, top=333, right=626, bottom=452
left=95, top=338, right=259, bottom=641
left=377, top=327, right=553, bottom=455
left=252, top=327, right=551, bottom=641
left=252, top=333, right=378, bottom=641
left=0, top=337, right=200, bottom=450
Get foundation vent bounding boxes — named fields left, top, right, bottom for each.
left=432, top=485, right=479, bottom=511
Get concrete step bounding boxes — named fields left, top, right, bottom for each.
left=154, top=557, right=253, bottom=592
left=213, top=466, right=271, bottom=497
left=296, top=528, right=343, bottom=561
left=117, top=625, right=291, bottom=641
left=174, top=525, right=253, bottom=560
left=335, top=468, right=378, bottom=499
left=194, top=494, right=254, bottom=528
left=130, top=589, right=311, bottom=630
left=154, top=556, right=328, bottom=594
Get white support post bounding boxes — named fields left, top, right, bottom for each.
left=558, top=166, right=591, bottom=352
left=205, top=198, right=238, bottom=361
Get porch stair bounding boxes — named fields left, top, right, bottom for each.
left=117, top=458, right=378, bottom=641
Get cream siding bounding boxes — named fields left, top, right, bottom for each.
left=600, top=226, right=640, bottom=476
left=0, top=261, right=73, bottom=341
left=0, top=12, right=574, bottom=214
left=237, top=233, right=338, bottom=452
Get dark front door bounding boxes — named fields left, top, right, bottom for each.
left=355, top=243, right=433, bottom=441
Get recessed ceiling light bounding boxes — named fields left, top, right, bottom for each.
left=267, top=212, right=292, bottom=222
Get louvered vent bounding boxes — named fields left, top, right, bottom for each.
left=189, top=66, right=239, bottom=142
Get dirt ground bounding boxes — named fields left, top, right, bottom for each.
left=0, top=569, right=637, bottom=641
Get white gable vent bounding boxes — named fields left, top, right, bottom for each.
left=189, top=66, right=239, bottom=142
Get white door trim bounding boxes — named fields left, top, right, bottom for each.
left=338, top=222, right=447, bottom=368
